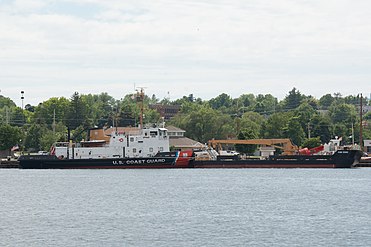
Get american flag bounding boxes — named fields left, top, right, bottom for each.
left=11, top=145, right=19, bottom=151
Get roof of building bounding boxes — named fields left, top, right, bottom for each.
left=165, top=125, right=186, bottom=132
left=169, top=137, right=205, bottom=148
left=149, top=104, right=181, bottom=109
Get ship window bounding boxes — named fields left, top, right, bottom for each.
left=130, top=137, right=134, bottom=142
left=150, top=131, right=157, bottom=137
left=133, top=148, right=137, bottom=153
left=149, top=147, right=153, bottom=152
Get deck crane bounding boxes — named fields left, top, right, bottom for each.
left=208, top=139, right=299, bottom=155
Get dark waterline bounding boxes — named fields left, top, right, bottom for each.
left=1, top=169, right=371, bottom=246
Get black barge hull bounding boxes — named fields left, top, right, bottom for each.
left=18, top=150, right=361, bottom=169
left=193, top=150, right=362, bottom=169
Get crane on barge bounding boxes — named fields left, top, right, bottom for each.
left=208, top=139, right=299, bottom=155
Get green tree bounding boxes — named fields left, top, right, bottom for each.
left=285, top=117, right=306, bottom=146
left=0, top=124, right=22, bottom=150
left=332, top=123, right=351, bottom=144
left=209, top=93, right=233, bottom=110
left=310, top=115, right=332, bottom=143
left=333, top=92, right=345, bottom=104
left=231, top=94, right=256, bottom=115
left=81, top=93, right=118, bottom=128
left=40, top=130, right=59, bottom=151
left=261, top=112, right=293, bottom=138
left=295, top=102, right=317, bottom=137
left=33, top=97, right=69, bottom=125
left=344, top=95, right=362, bottom=106
left=235, top=129, right=258, bottom=155
left=0, top=95, right=18, bottom=125
left=238, top=111, right=264, bottom=137
left=304, top=96, right=319, bottom=110
left=319, top=94, right=334, bottom=109
left=66, top=92, right=89, bottom=130
left=254, top=100, right=265, bottom=114
left=283, top=87, right=304, bottom=110
left=302, top=137, right=322, bottom=149
left=329, top=103, right=357, bottom=125
left=2, top=107, right=25, bottom=127
left=117, top=94, right=142, bottom=127
left=253, top=94, right=277, bottom=115
left=172, top=95, right=200, bottom=106
left=0, top=95, right=17, bottom=108
left=24, top=124, right=45, bottom=151
left=149, top=94, right=159, bottom=104
left=170, top=104, right=233, bottom=143
left=143, top=108, right=161, bottom=125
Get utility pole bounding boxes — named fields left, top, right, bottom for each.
left=21, top=91, right=24, bottom=110
left=52, top=109, right=56, bottom=135
left=5, top=106, right=9, bottom=124
left=21, top=91, right=24, bottom=125
left=352, top=121, right=354, bottom=146
left=360, top=93, right=363, bottom=151
left=136, top=88, right=145, bottom=129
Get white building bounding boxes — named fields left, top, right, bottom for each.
left=364, top=140, right=371, bottom=155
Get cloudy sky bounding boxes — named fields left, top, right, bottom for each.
left=1, top=0, right=371, bottom=106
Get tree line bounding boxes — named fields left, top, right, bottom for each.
left=0, top=88, right=370, bottom=153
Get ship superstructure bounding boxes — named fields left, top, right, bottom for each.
left=53, top=126, right=170, bottom=159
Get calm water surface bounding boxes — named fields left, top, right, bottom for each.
left=1, top=168, right=371, bottom=246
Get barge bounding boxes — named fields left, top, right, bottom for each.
left=192, top=150, right=362, bottom=169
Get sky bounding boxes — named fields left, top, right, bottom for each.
left=1, top=0, right=371, bottom=107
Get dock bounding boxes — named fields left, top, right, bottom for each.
left=356, top=159, right=371, bottom=167
left=0, top=160, right=20, bottom=168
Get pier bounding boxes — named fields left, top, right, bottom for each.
left=356, top=159, right=371, bottom=167
left=0, top=160, right=19, bottom=168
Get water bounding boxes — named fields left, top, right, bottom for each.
left=1, top=168, right=371, bottom=247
